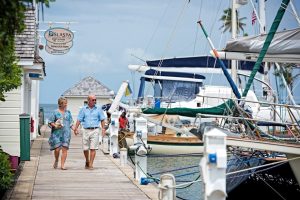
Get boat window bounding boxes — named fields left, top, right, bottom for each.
left=161, top=80, right=201, bottom=102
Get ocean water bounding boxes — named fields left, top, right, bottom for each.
left=40, top=104, right=300, bottom=200
left=40, top=103, right=57, bottom=123
left=147, top=155, right=202, bottom=200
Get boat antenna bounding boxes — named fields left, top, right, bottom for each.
left=130, top=54, right=145, bottom=63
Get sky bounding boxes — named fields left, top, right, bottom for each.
left=39, top=0, right=300, bottom=104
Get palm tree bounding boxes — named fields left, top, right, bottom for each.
left=23, top=0, right=55, bottom=20
left=219, top=8, right=247, bottom=35
left=274, top=63, right=300, bottom=96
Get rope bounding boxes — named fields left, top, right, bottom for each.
left=142, top=0, right=172, bottom=59
left=176, top=175, right=201, bottom=190
left=217, top=0, right=231, bottom=51
left=148, top=153, right=203, bottom=158
left=157, top=0, right=190, bottom=66
left=243, top=0, right=290, bottom=97
left=227, top=156, right=300, bottom=176
left=136, top=162, right=160, bottom=185
left=227, top=157, right=264, bottom=168
left=176, top=195, right=189, bottom=200
left=175, top=171, right=199, bottom=178
left=192, top=0, right=203, bottom=55
left=227, top=160, right=286, bottom=180
left=165, top=156, right=300, bottom=190
left=128, top=152, right=135, bottom=166
left=170, top=178, right=202, bottom=189
left=256, top=174, right=287, bottom=200
left=151, top=165, right=199, bottom=176
left=145, top=0, right=190, bottom=97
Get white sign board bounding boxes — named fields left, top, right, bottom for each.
left=45, top=45, right=70, bottom=55
left=44, top=27, right=74, bottom=43
left=46, top=40, right=73, bottom=50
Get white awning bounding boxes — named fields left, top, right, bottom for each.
left=216, top=51, right=300, bottom=64
left=218, top=28, right=300, bottom=64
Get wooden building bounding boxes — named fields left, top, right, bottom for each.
left=0, top=7, right=45, bottom=157
left=62, top=76, right=114, bottom=120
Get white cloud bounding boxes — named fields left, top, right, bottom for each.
left=77, top=52, right=111, bottom=72
left=79, top=53, right=103, bottom=64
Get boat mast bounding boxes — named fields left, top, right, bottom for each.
left=231, top=0, right=248, bottom=96
left=258, top=0, right=271, bottom=101
left=231, top=0, right=238, bottom=96
left=242, top=0, right=291, bottom=97
left=258, top=0, right=266, bottom=34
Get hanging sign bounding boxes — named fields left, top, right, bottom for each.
left=44, top=27, right=74, bottom=43
left=45, top=45, right=70, bottom=55
left=46, top=40, right=73, bottom=50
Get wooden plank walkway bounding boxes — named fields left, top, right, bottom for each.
left=6, top=125, right=158, bottom=200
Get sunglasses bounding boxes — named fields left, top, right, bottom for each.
left=91, top=99, right=97, bottom=102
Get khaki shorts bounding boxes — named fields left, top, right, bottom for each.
left=82, top=128, right=99, bottom=150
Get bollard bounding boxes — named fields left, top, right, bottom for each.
left=200, top=128, right=227, bottom=200
left=110, top=112, right=119, bottom=156
left=158, top=174, right=176, bottom=200
left=120, top=148, right=127, bottom=166
left=19, top=114, right=30, bottom=161
left=102, top=135, right=109, bottom=154
left=133, top=117, right=148, bottom=183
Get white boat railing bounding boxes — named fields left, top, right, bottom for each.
left=193, top=95, right=300, bottom=143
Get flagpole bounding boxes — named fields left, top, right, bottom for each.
left=197, top=20, right=241, bottom=99
left=250, top=0, right=265, bottom=32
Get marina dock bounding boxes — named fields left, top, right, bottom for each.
left=6, top=125, right=158, bottom=200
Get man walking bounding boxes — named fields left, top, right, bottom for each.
left=74, top=94, right=106, bottom=169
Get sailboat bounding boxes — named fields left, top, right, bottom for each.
left=104, top=0, right=300, bottom=197
left=110, top=2, right=300, bottom=149
left=120, top=1, right=299, bottom=155
left=198, top=0, right=300, bottom=192
left=124, top=55, right=269, bottom=154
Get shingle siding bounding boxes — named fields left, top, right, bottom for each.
left=62, top=76, right=114, bottom=98
left=14, top=8, right=36, bottom=60
left=1, top=8, right=37, bottom=156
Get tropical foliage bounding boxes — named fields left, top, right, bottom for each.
left=274, top=64, right=300, bottom=96
left=0, top=0, right=54, bottom=101
left=0, top=1, right=25, bottom=101
left=0, top=147, right=13, bottom=190
left=219, top=8, right=247, bottom=35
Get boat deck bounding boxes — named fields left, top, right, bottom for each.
left=227, top=136, right=300, bottom=155
left=6, top=125, right=158, bottom=200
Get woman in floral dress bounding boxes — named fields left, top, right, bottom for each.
left=48, top=97, right=75, bottom=170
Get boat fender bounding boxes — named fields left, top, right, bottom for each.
left=140, top=177, right=154, bottom=185
left=113, top=153, right=120, bottom=158
left=136, top=145, right=147, bottom=156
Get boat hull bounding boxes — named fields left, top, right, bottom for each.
left=125, top=133, right=203, bottom=155
left=147, top=141, right=204, bottom=154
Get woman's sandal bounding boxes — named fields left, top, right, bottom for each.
left=61, top=167, right=67, bottom=170
left=85, top=162, right=90, bottom=169
left=53, top=160, right=58, bottom=169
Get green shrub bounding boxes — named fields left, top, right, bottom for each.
left=0, top=148, right=13, bottom=189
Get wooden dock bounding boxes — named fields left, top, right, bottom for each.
left=6, top=125, right=158, bottom=200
